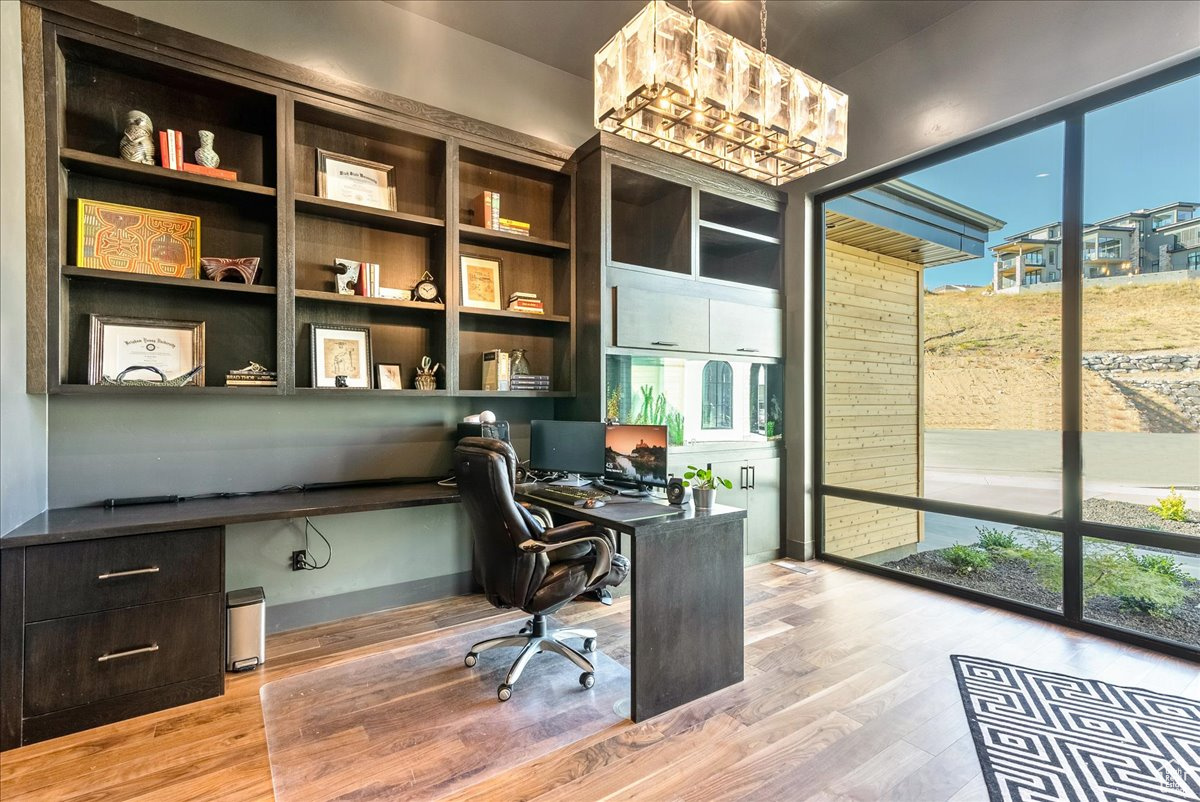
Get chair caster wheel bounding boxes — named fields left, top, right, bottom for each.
left=579, top=672, right=595, bottom=690
left=498, top=683, right=513, bottom=702
left=583, top=637, right=596, bottom=653
left=464, top=653, right=478, bottom=668
left=519, top=619, right=533, bottom=635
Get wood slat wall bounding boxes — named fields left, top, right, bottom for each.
left=823, top=240, right=923, bottom=559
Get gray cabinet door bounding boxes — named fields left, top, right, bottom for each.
left=745, top=457, right=781, bottom=556
left=614, top=287, right=709, bottom=352
left=709, top=300, right=783, bottom=358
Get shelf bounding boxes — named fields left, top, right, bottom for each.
left=63, top=265, right=278, bottom=296
left=57, top=384, right=281, bottom=396
left=294, top=194, right=445, bottom=235
left=458, top=306, right=569, bottom=324
left=456, top=389, right=571, bottom=398
left=459, top=224, right=569, bottom=256
left=295, top=289, right=445, bottom=311
left=60, top=149, right=276, bottom=199
left=698, top=219, right=781, bottom=246
left=294, top=388, right=448, bottom=397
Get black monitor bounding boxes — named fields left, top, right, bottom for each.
left=529, top=420, right=606, bottom=486
left=605, top=424, right=669, bottom=489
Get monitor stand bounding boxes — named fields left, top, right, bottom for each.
left=551, top=473, right=592, bottom=487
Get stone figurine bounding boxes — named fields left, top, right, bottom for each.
left=119, top=110, right=155, bottom=165
left=194, top=130, right=220, bottom=168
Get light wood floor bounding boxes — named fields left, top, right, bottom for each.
left=2, top=561, right=1197, bottom=801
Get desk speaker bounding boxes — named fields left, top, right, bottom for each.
left=666, top=476, right=692, bottom=506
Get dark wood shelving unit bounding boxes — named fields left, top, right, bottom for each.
left=295, top=289, right=444, bottom=312
left=458, top=306, right=570, bottom=324
left=56, top=383, right=281, bottom=396
left=294, top=193, right=444, bottom=235
left=457, top=389, right=572, bottom=398
left=458, top=224, right=569, bottom=256
left=63, top=266, right=277, bottom=296
left=61, top=149, right=276, bottom=198
left=697, top=219, right=781, bottom=246
left=294, top=388, right=449, bottom=397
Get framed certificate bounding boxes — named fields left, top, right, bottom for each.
left=316, top=149, right=397, bottom=211
left=460, top=254, right=503, bottom=309
left=88, top=316, right=205, bottom=386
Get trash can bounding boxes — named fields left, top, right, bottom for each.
left=226, top=587, right=266, bottom=671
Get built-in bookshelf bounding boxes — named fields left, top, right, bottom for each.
left=32, top=21, right=574, bottom=397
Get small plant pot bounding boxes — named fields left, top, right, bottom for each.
left=693, top=487, right=715, bottom=510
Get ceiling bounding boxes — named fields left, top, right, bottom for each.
left=386, top=0, right=971, bottom=85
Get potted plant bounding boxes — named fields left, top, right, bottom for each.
left=683, top=463, right=733, bottom=510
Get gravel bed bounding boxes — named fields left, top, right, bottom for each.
left=1083, top=498, right=1200, bottom=537
left=1085, top=581, right=1200, bottom=648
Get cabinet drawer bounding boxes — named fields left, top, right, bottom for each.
left=24, top=594, right=222, bottom=716
left=614, top=287, right=709, bottom=352
left=709, top=301, right=783, bottom=358
left=25, top=528, right=222, bottom=622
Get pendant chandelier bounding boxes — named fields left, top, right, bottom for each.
left=594, top=0, right=848, bottom=185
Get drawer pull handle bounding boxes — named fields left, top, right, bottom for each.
left=736, top=348, right=760, bottom=353
left=98, top=566, right=160, bottom=580
left=651, top=341, right=679, bottom=347
left=97, top=644, right=159, bottom=662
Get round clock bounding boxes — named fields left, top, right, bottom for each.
left=413, top=271, right=440, bottom=303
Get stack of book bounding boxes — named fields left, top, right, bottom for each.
left=507, top=291, right=544, bottom=314
left=482, top=349, right=510, bottom=391
left=158, top=129, right=238, bottom=181
left=474, top=191, right=531, bottom=237
left=510, top=373, right=551, bottom=391
left=226, top=366, right=278, bottom=387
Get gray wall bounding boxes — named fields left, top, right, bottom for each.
left=784, top=0, right=1200, bottom=559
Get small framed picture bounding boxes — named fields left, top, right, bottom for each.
left=375, top=363, right=404, bottom=390
left=460, top=254, right=502, bottom=309
left=88, top=315, right=205, bottom=386
left=317, top=149, right=396, bottom=211
left=310, top=324, right=372, bottom=389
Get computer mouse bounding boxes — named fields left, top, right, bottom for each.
left=576, top=498, right=606, bottom=508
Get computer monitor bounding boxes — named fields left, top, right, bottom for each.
left=529, top=420, right=606, bottom=486
left=605, top=424, right=668, bottom=489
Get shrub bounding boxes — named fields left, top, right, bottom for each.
left=1150, top=487, right=1189, bottom=522
left=944, top=544, right=991, bottom=575
left=976, top=527, right=1017, bottom=551
left=1083, top=543, right=1188, bottom=616
left=1132, top=553, right=1188, bottom=585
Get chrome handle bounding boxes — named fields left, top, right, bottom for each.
left=736, top=347, right=760, bottom=353
left=97, top=644, right=159, bottom=662
left=740, top=465, right=749, bottom=490
left=651, top=341, right=679, bottom=347
left=98, top=566, right=160, bottom=580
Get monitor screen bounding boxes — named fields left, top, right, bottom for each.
left=529, top=420, right=606, bottom=477
left=605, top=424, right=668, bottom=487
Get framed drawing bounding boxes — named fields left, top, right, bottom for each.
left=310, top=324, right=372, bottom=389
left=76, top=198, right=201, bottom=278
left=316, top=149, right=397, bottom=211
left=460, top=254, right=502, bottom=309
left=88, top=316, right=205, bottom=386
left=375, top=363, right=404, bottom=390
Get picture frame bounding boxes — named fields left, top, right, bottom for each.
left=76, top=198, right=201, bottom=279
left=375, top=363, right=404, bottom=390
left=460, top=254, right=503, bottom=309
left=88, top=315, right=205, bottom=386
left=310, top=324, right=372, bottom=389
left=316, top=149, right=397, bottom=211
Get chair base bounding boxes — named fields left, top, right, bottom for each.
left=464, top=614, right=598, bottom=700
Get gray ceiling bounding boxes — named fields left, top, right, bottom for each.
left=386, top=0, right=971, bottom=85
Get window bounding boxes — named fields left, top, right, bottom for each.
left=1189, top=252, right=1200, bottom=268
left=1025, top=252, right=1045, bottom=266
left=750, top=363, right=767, bottom=434
left=1179, top=210, right=1194, bottom=221
left=701, top=361, right=732, bottom=429
left=1049, top=250, right=1056, bottom=265
left=1152, top=213, right=1172, bottom=230
left=1097, top=237, right=1122, bottom=258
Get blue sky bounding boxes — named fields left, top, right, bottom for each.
left=901, top=74, right=1200, bottom=287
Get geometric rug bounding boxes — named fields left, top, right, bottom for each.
left=262, top=618, right=629, bottom=801
left=951, top=655, right=1200, bottom=802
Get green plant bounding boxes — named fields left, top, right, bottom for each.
left=1132, top=553, right=1188, bottom=584
left=976, top=527, right=1017, bottom=551
left=1149, top=487, right=1189, bottom=522
left=682, top=465, right=733, bottom=491
left=605, top=384, right=622, bottom=421
left=943, top=544, right=992, bottom=575
left=633, top=385, right=685, bottom=446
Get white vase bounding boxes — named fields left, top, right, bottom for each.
left=195, top=130, right=220, bottom=168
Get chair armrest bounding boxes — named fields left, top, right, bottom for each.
left=519, top=502, right=554, bottom=531
left=540, top=519, right=596, bottom=543
left=518, top=531, right=612, bottom=587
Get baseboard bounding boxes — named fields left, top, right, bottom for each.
left=267, top=571, right=475, bottom=633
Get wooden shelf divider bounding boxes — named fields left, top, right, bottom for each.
left=295, top=289, right=445, bottom=312
left=61, top=148, right=276, bottom=199
left=459, top=224, right=569, bottom=256
left=294, top=193, right=444, bottom=235
left=457, top=306, right=569, bottom=324
left=63, top=265, right=278, bottom=296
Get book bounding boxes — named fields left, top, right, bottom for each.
left=174, top=130, right=183, bottom=172
left=508, top=303, right=544, bottom=315
left=482, top=349, right=510, bottom=391
left=158, top=131, right=173, bottom=169
left=226, top=380, right=278, bottom=387
left=508, top=291, right=538, bottom=301
left=474, top=191, right=502, bottom=230
left=508, top=299, right=543, bottom=308
left=181, top=162, right=238, bottom=181
left=498, top=218, right=530, bottom=234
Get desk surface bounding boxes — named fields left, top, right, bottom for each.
left=515, top=483, right=745, bottom=536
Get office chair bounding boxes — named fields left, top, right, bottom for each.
left=453, top=437, right=629, bottom=701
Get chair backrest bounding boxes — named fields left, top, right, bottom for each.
left=453, top=437, right=549, bottom=610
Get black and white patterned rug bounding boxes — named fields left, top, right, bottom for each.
left=952, top=655, right=1200, bottom=802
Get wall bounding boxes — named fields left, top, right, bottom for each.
left=785, top=0, right=1200, bottom=559
left=0, top=2, right=48, bottom=535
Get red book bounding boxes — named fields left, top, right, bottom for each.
left=181, top=163, right=238, bottom=181
left=174, top=130, right=183, bottom=172
left=158, top=131, right=172, bottom=168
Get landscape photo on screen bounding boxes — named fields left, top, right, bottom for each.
left=605, top=425, right=668, bottom=485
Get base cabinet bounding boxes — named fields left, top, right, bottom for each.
left=671, top=453, right=782, bottom=561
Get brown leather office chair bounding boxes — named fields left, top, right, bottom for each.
left=454, top=437, right=629, bottom=701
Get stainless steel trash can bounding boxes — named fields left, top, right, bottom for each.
left=226, top=587, right=266, bottom=671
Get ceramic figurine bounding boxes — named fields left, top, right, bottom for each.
left=119, top=110, right=155, bottom=165
left=509, top=348, right=530, bottom=376
left=194, top=130, right=220, bottom=168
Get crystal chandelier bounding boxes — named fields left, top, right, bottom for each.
left=594, top=0, right=848, bottom=185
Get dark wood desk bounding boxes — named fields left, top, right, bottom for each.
left=516, top=486, right=747, bottom=722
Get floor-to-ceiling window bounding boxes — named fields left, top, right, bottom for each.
left=816, top=64, right=1199, bottom=657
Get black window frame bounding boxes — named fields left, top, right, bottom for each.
left=701, top=360, right=733, bottom=429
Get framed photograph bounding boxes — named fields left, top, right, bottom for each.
left=460, top=254, right=503, bottom=309
left=316, top=149, right=396, bottom=211
left=310, top=324, right=372, bottom=389
left=88, top=316, right=205, bottom=386
left=375, top=363, right=404, bottom=390
left=76, top=198, right=201, bottom=279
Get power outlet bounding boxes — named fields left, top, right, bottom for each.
left=291, top=550, right=307, bottom=571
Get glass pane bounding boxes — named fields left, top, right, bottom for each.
left=823, top=496, right=1063, bottom=612
left=1081, top=537, right=1200, bottom=648
left=823, top=124, right=1064, bottom=516
left=1081, top=75, right=1200, bottom=538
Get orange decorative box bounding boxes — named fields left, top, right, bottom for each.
left=75, top=198, right=201, bottom=278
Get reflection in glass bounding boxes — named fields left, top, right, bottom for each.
left=1081, top=538, right=1200, bottom=648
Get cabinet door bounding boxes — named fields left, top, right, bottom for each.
left=709, top=301, right=783, bottom=358
left=614, top=287, right=709, bottom=352
left=745, top=457, right=782, bottom=556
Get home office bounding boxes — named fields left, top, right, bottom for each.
left=2, top=1, right=1198, bottom=800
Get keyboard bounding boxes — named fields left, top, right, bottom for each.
left=524, top=486, right=609, bottom=504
